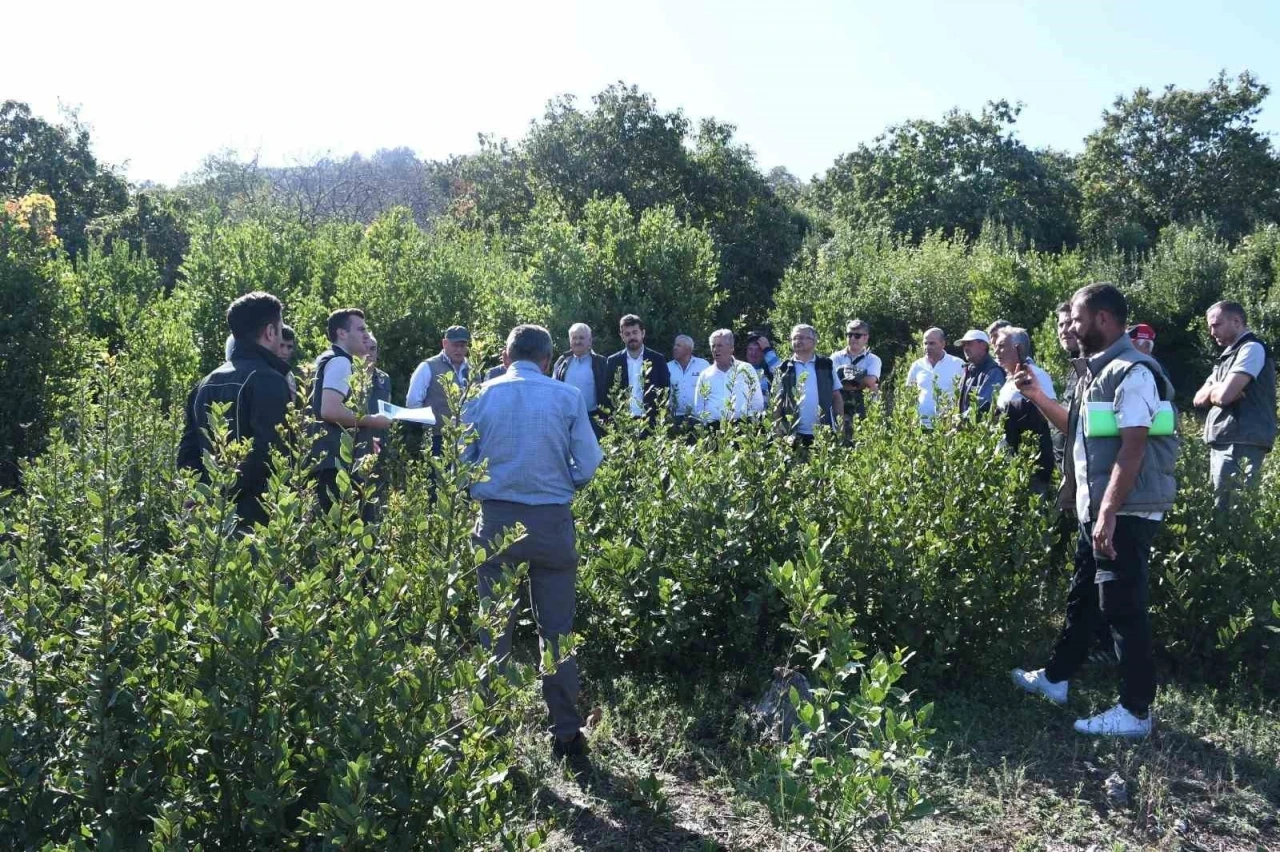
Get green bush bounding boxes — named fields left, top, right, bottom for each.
left=0, top=360, right=533, bottom=848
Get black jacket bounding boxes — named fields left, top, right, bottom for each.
left=552, top=350, right=610, bottom=411
left=605, top=347, right=671, bottom=420
left=177, top=339, right=293, bottom=526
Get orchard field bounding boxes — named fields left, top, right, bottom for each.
left=3, top=75, right=1280, bottom=849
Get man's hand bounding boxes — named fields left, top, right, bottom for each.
left=758, top=336, right=772, bottom=352
left=1193, top=381, right=1214, bottom=408
left=1013, top=364, right=1045, bottom=401
left=1092, top=510, right=1118, bottom=560
left=363, top=413, right=393, bottom=430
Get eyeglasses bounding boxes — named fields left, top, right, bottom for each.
left=847, top=332, right=867, bottom=339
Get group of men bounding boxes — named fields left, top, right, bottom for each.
left=178, top=284, right=1274, bottom=754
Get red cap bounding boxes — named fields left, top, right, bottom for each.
left=1128, top=323, right=1156, bottom=342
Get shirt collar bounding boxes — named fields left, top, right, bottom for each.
left=509, top=360, right=544, bottom=375
left=627, top=349, right=645, bottom=362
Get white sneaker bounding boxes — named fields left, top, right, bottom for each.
left=1011, top=668, right=1068, bottom=705
left=1073, top=703, right=1152, bottom=738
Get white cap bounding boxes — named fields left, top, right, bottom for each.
left=958, top=329, right=990, bottom=344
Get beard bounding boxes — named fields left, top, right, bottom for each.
left=1075, top=323, right=1106, bottom=356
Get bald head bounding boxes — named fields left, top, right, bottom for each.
left=923, top=328, right=946, bottom=364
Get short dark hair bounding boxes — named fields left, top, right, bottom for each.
left=507, top=324, right=553, bottom=363
left=1073, top=283, right=1128, bottom=328
left=326, top=308, right=364, bottom=342
left=619, top=314, right=644, bottom=331
left=1209, top=300, right=1247, bottom=324
left=986, top=319, right=1011, bottom=337
left=281, top=324, right=296, bottom=342
left=1055, top=300, right=1072, bottom=315
left=227, top=291, right=283, bottom=342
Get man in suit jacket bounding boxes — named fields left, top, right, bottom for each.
left=552, top=323, right=610, bottom=437
left=606, top=314, right=671, bottom=423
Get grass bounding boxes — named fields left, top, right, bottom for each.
left=498, top=659, right=1280, bottom=851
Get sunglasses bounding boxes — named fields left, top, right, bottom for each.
left=847, top=332, right=867, bottom=338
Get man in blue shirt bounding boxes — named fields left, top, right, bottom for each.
left=461, top=324, right=603, bottom=758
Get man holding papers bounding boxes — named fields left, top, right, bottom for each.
left=311, top=308, right=391, bottom=513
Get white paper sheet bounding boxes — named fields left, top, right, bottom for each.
left=377, top=399, right=436, bottom=425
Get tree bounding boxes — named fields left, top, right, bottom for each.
left=811, top=101, right=1079, bottom=250
left=523, top=194, right=723, bottom=355
left=88, top=190, right=192, bottom=291
left=447, top=83, right=803, bottom=327
left=1078, top=71, right=1280, bottom=250
left=0, top=101, right=129, bottom=255
left=0, top=195, right=89, bottom=484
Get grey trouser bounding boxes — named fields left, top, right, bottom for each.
left=1209, top=444, right=1268, bottom=511
left=474, top=500, right=582, bottom=739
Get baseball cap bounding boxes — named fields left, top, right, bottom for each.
left=957, top=329, right=990, bottom=344
left=1128, top=323, right=1156, bottom=342
left=444, top=325, right=471, bottom=342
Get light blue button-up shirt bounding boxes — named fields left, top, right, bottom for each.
left=792, top=356, right=821, bottom=435
left=461, top=360, right=604, bottom=505
left=564, top=353, right=598, bottom=412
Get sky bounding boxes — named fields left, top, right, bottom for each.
left=8, top=0, right=1280, bottom=185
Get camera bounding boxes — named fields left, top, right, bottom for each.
left=838, top=364, right=868, bottom=388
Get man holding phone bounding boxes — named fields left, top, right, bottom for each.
left=1008, top=283, right=1179, bottom=739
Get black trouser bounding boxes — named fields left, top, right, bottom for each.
left=315, top=467, right=377, bottom=525
left=1058, top=513, right=1115, bottom=656
left=1045, top=516, right=1159, bottom=716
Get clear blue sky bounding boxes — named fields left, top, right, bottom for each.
left=9, top=0, right=1280, bottom=185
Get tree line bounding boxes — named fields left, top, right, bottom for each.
left=3, top=71, right=1280, bottom=483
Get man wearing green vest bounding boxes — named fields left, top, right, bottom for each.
left=1008, top=283, right=1179, bottom=739
left=1194, top=301, right=1276, bottom=512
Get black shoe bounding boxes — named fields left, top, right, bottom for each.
left=551, top=731, right=589, bottom=759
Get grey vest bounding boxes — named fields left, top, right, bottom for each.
left=1060, top=336, right=1180, bottom=517
left=1203, top=331, right=1276, bottom=450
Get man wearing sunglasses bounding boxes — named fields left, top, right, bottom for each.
left=831, top=319, right=881, bottom=418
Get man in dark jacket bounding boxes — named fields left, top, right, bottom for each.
left=553, top=322, right=610, bottom=436
left=958, top=329, right=1006, bottom=417
left=177, top=291, right=294, bottom=528
left=605, top=314, right=670, bottom=423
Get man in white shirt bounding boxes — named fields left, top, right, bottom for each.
left=694, top=329, right=765, bottom=423
left=904, top=328, right=966, bottom=426
left=831, top=319, right=882, bottom=418
left=667, top=334, right=710, bottom=420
